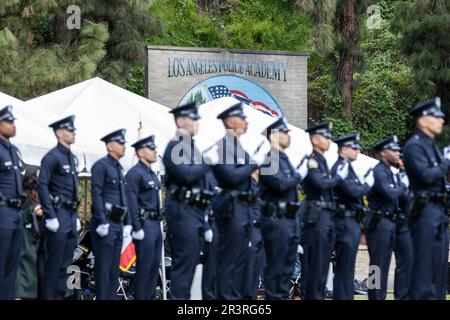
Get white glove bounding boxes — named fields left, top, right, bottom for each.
left=399, top=172, right=410, bottom=188
left=132, top=229, right=145, bottom=240
left=45, top=218, right=60, bottom=233
left=76, top=218, right=82, bottom=232
left=443, top=146, right=450, bottom=160
left=96, top=223, right=110, bottom=238
left=336, top=162, right=349, bottom=180
left=204, top=145, right=220, bottom=165
left=123, top=225, right=133, bottom=238
left=364, top=169, right=375, bottom=188
left=204, top=214, right=209, bottom=223
left=204, top=229, right=213, bottom=243
left=297, top=244, right=304, bottom=254
left=296, top=157, right=309, bottom=180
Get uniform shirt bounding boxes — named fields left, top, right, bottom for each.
left=332, top=156, right=370, bottom=211
left=0, top=138, right=22, bottom=199
left=260, top=148, right=301, bottom=202
left=368, top=161, right=406, bottom=213
left=303, top=150, right=341, bottom=202
left=213, top=132, right=258, bottom=192
left=163, top=130, right=210, bottom=189
left=125, top=161, right=160, bottom=230
left=403, top=130, right=448, bottom=194
left=38, top=143, right=78, bottom=219
left=91, top=154, right=130, bottom=226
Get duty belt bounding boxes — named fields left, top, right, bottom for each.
left=261, top=201, right=300, bottom=220
left=375, top=210, right=397, bottom=222
left=139, top=208, right=162, bottom=221
left=220, top=190, right=259, bottom=203
left=105, top=203, right=126, bottom=223
left=1, top=197, right=24, bottom=209
left=305, top=201, right=336, bottom=212
left=335, top=205, right=368, bottom=223
left=50, top=195, right=80, bottom=212
left=170, top=186, right=214, bottom=211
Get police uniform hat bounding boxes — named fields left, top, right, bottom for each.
left=0, top=105, right=16, bottom=122
left=333, top=133, right=361, bottom=149
left=48, top=115, right=76, bottom=132
left=409, top=97, right=445, bottom=118
left=263, top=117, right=290, bottom=135
left=131, top=135, right=156, bottom=150
left=373, top=134, right=401, bottom=152
left=169, top=101, right=201, bottom=120
left=101, top=129, right=126, bottom=144
left=305, top=121, right=333, bottom=139
left=217, top=102, right=246, bottom=120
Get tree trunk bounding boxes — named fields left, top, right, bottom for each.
left=337, top=0, right=357, bottom=117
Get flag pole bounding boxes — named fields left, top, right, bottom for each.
left=158, top=169, right=167, bottom=300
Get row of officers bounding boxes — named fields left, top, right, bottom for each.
left=0, top=96, right=448, bottom=300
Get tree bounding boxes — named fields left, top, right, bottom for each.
left=391, top=0, right=450, bottom=145
left=296, top=0, right=368, bottom=116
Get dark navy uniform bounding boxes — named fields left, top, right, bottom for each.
left=125, top=136, right=162, bottom=300
left=366, top=135, right=407, bottom=300
left=38, top=115, right=79, bottom=300
left=393, top=180, right=413, bottom=300
left=0, top=106, right=24, bottom=300
left=259, top=118, right=301, bottom=300
left=242, top=177, right=265, bottom=300
left=90, top=129, right=131, bottom=300
left=403, top=97, right=449, bottom=300
left=163, top=102, right=211, bottom=299
left=212, top=103, right=259, bottom=300
left=331, top=134, right=371, bottom=300
left=201, top=171, right=219, bottom=300
left=301, top=122, right=342, bottom=300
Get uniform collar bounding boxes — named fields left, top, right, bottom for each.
left=106, top=154, right=122, bottom=167
left=57, top=143, right=71, bottom=154
left=312, top=149, right=326, bottom=162
left=138, top=160, right=152, bottom=170
left=0, top=137, right=11, bottom=149
left=415, top=129, right=435, bottom=145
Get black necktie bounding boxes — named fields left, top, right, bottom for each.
left=117, top=163, right=126, bottom=207
left=9, top=145, right=23, bottom=196
left=68, top=152, right=78, bottom=202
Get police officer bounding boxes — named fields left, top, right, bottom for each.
left=331, top=133, right=374, bottom=300
left=125, top=135, right=162, bottom=300
left=394, top=164, right=413, bottom=300
left=301, top=121, right=349, bottom=300
left=0, top=105, right=24, bottom=300
left=212, top=102, right=266, bottom=299
left=38, top=115, right=80, bottom=300
left=201, top=171, right=219, bottom=300
left=366, top=135, right=408, bottom=300
left=90, top=129, right=132, bottom=300
left=403, top=97, right=449, bottom=300
left=163, top=102, right=212, bottom=299
left=259, top=118, right=307, bottom=300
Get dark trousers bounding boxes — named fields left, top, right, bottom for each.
left=394, top=224, right=413, bottom=300
left=333, top=217, right=361, bottom=300
left=215, top=200, right=252, bottom=300
left=91, top=221, right=123, bottom=300
left=133, top=219, right=162, bottom=300
left=366, top=217, right=395, bottom=300
left=202, top=222, right=219, bottom=300
left=242, top=224, right=264, bottom=299
left=41, top=208, right=77, bottom=300
left=261, top=216, right=297, bottom=300
left=166, top=198, right=204, bottom=299
left=0, top=206, right=22, bottom=300
left=410, top=203, right=448, bottom=300
left=301, top=209, right=335, bottom=300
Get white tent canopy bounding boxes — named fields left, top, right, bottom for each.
left=24, top=77, right=176, bottom=171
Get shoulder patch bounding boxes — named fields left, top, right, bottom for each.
left=307, top=158, right=319, bottom=169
